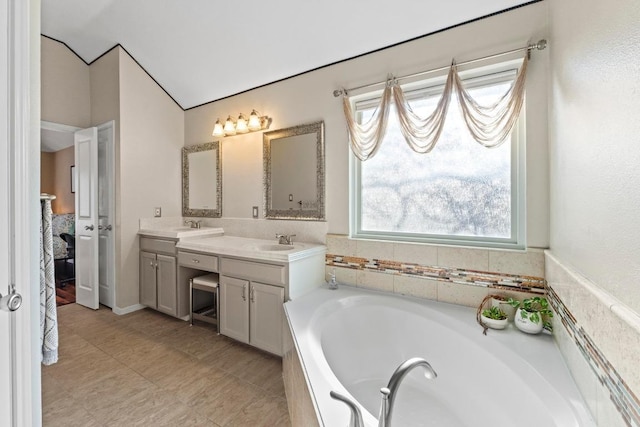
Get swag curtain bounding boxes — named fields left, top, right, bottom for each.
left=343, top=56, right=528, bottom=161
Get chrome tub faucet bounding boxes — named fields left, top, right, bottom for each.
left=378, top=357, right=437, bottom=427
left=330, top=357, right=436, bottom=427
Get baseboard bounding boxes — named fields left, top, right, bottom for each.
left=113, top=303, right=146, bottom=315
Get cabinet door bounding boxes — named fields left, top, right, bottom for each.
left=250, top=282, right=284, bottom=356
left=140, top=251, right=157, bottom=309
left=156, top=254, right=177, bottom=316
left=220, top=275, right=250, bottom=344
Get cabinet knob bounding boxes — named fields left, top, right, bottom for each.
left=191, top=259, right=200, bottom=264
left=250, top=286, right=255, bottom=303
left=242, top=284, right=246, bottom=301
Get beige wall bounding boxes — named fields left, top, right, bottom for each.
left=40, top=148, right=75, bottom=214
left=51, top=146, right=75, bottom=213
left=548, top=0, right=640, bottom=313
left=40, top=151, right=54, bottom=195
left=117, top=49, right=184, bottom=308
left=547, top=0, right=640, bottom=423
left=41, top=36, right=91, bottom=128
left=89, top=48, right=123, bottom=305
left=184, top=2, right=550, bottom=248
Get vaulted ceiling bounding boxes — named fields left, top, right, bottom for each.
left=41, top=0, right=533, bottom=110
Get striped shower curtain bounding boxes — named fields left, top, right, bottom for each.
left=40, top=198, right=58, bottom=365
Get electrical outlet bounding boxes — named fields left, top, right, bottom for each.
left=252, top=206, right=259, bottom=218
left=154, top=207, right=162, bottom=217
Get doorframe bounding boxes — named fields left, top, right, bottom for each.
left=10, top=0, right=40, bottom=424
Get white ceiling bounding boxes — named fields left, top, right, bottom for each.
left=41, top=0, right=531, bottom=110
left=41, top=122, right=81, bottom=152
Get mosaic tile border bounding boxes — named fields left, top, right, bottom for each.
left=548, top=286, right=640, bottom=427
left=326, top=253, right=546, bottom=294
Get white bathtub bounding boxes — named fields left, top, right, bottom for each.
left=284, top=285, right=596, bottom=427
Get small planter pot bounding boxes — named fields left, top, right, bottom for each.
left=491, top=298, right=516, bottom=321
left=480, top=315, right=509, bottom=330
left=514, top=308, right=544, bottom=334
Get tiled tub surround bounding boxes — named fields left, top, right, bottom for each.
left=546, top=251, right=640, bottom=427
left=325, top=234, right=545, bottom=307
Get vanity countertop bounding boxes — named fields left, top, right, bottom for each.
left=138, top=226, right=224, bottom=240
left=176, top=235, right=326, bottom=263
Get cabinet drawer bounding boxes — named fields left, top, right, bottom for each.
left=178, top=251, right=219, bottom=272
left=140, top=237, right=176, bottom=255
left=220, top=258, right=286, bottom=286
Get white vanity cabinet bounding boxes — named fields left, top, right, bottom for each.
left=173, top=235, right=326, bottom=356
left=139, top=237, right=181, bottom=318
left=219, top=257, right=286, bottom=355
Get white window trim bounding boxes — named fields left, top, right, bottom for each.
left=349, top=64, right=527, bottom=250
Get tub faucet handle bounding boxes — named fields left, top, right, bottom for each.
left=329, top=391, right=364, bottom=427
left=378, top=388, right=390, bottom=427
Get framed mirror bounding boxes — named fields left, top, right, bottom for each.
left=182, top=141, right=222, bottom=217
left=263, top=121, right=325, bottom=220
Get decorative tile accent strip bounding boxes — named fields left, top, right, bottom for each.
left=548, top=286, right=640, bottom=427
left=326, top=253, right=546, bottom=293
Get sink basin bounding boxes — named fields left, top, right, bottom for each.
left=256, top=244, right=297, bottom=252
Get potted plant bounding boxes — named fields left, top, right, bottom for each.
left=508, top=296, right=553, bottom=334
left=491, top=295, right=517, bottom=321
left=480, top=306, right=509, bottom=330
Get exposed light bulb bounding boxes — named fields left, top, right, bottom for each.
left=223, top=115, right=236, bottom=135
left=248, top=110, right=262, bottom=131
left=236, top=113, right=249, bottom=133
left=212, top=119, right=224, bottom=137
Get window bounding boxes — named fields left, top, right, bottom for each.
left=351, top=66, right=525, bottom=249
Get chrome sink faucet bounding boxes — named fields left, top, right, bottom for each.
left=378, top=357, right=437, bottom=427
left=184, top=219, right=202, bottom=229
left=275, top=233, right=295, bottom=245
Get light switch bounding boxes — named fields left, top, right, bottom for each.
left=252, top=206, right=259, bottom=218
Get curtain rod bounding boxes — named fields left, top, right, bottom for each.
left=40, top=193, right=57, bottom=201
left=333, top=39, right=547, bottom=97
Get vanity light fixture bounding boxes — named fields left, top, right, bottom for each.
left=223, top=115, right=236, bottom=136
left=236, top=113, right=249, bottom=133
left=212, top=110, right=272, bottom=138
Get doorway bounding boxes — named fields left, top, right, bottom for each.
left=40, top=120, right=116, bottom=309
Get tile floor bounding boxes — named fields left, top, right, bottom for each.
left=42, top=304, right=290, bottom=427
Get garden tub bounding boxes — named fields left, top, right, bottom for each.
left=284, top=285, right=595, bottom=427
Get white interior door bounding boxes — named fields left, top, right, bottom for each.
left=97, top=121, right=115, bottom=308
left=75, top=127, right=100, bottom=309
left=0, top=0, right=13, bottom=416
left=1, top=0, right=38, bottom=424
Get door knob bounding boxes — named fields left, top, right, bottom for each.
left=85, top=225, right=94, bottom=231
left=105, top=225, right=112, bottom=231
left=0, top=288, right=22, bottom=312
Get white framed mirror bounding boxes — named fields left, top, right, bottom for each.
left=263, top=121, right=325, bottom=220
left=182, top=141, right=222, bottom=217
